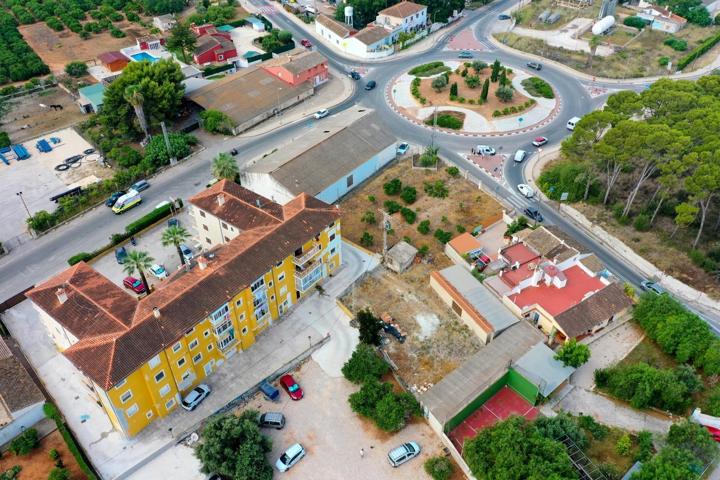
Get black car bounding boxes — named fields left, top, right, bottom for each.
left=230, top=148, right=238, bottom=156
left=105, top=191, right=125, bottom=207
left=527, top=61, right=543, bottom=71
left=524, top=207, right=544, bottom=223
left=348, top=71, right=361, bottom=80
left=83, top=148, right=96, bottom=155
left=168, top=217, right=180, bottom=228
left=498, top=13, right=511, bottom=20
left=364, top=80, right=376, bottom=91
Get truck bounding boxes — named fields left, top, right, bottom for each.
left=112, top=189, right=142, bottom=214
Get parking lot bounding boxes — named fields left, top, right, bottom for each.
left=240, top=360, right=449, bottom=480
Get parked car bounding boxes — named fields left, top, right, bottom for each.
left=314, top=109, right=329, bottom=119
left=532, top=136, right=548, bottom=147
left=458, top=51, right=473, bottom=59
left=150, top=264, right=168, bottom=279
left=524, top=207, right=544, bottom=222
left=280, top=374, right=304, bottom=400
left=640, top=280, right=666, bottom=295
left=348, top=70, right=361, bottom=80
left=513, top=150, right=527, bottom=163
left=498, top=13, right=512, bottom=19
left=130, top=179, right=150, bottom=192
left=180, top=244, right=193, bottom=262
left=472, top=145, right=496, bottom=156
left=181, top=384, right=211, bottom=411
left=260, top=380, right=281, bottom=402
left=83, top=148, right=96, bottom=155
left=364, top=80, right=376, bottom=91
left=397, top=142, right=410, bottom=155
left=387, top=442, right=421, bottom=467
left=300, top=38, right=312, bottom=48
left=105, top=191, right=125, bottom=207
left=123, top=276, right=146, bottom=294
left=168, top=217, right=180, bottom=228
left=527, top=61, right=543, bottom=71
left=258, top=412, right=286, bottom=430
left=276, top=443, right=306, bottom=472
left=230, top=148, right=238, bottom=156
left=383, top=323, right=406, bottom=343
left=517, top=184, right=535, bottom=198
left=115, top=246, right=128, bottom=264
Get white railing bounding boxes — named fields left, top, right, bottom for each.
left=293, top=244, right=321, bottom=266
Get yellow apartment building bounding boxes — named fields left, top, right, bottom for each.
left=27, top=180, right=341, bottom=437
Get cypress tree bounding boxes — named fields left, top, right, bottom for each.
left=481, top=78, right=490, bottom=101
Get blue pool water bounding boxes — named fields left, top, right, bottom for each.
left=131, top=52, right=158, bottom=62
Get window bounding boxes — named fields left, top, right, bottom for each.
left=329, top=233, right=336, bottom=242
left=239, top=312, right=246, bottom=321
left=222, top=222, right=228, bottom=230
left=188, top=339, right=199, bottom=350
left=181, top=371, right=191, bottom=382
left=207, top=344, right=214, bottom=352
left=250, top=277, right=265, bottom=292
left=203, top=224, right=209, bottom=231
left=146, top=411, right=153, bottom=419
left=115, top=379, right=127, bottom=389
left=193, top=353, right=202, bottom=364
left=177, top=357, right=186, bottom=368
left=206, top=237, right=212, bottom=244
left=200, top=210, right=206, bottom=217
left=276, top=260, right=284, bottom=267
left=235, top=298, right=243, bottom=307
left=278, top=273, right=285, bottom=282
left=224, top=237, right=230, bottom=242
left=204, top=330, right=210, bottom=337
left=185, top=327, right=195, bottom=336
left=159, top=384, right=171, bottom=397
left=148, top=355, right=160, bottom=369
left=154, top=371, right=165, bottom=383
left=218, top=54, right=224, bottom=60
left=268, top=281, right=273, bottom=288
left=172, top=342, right=181, bottom=353
left=329, top=222, right=335, bottom=228
left=120, top=390, right=133, bottom=403
left=241, top=326, right=248, bottom=335
left=211, top=304, right=229, bottom=322
left=270, top=295, right=275, bottom=301
left=126, top=404, right=138, bottom=417
left=331, top=248, right=336, bottom=255
left=215, top=318, right=233, bottom=336
left=451, top=301, right=463, bottom=316
left=165, top=398, right=175, bottom=410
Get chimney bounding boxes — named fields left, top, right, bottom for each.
left=217, top=193, right=225, bottom=206
left=255, top=198, right=262, bottom=208
left=56, top=288, right=68, bottom=304
left=153, top=307, right=161, bottom=318
left=198, top=257, right=208, bottom=270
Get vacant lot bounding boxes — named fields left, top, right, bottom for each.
left=20, top=21, right=151, bottom=73
left=2, top=88, right=85, bottom=143
left=513, top=0, right=600, bottom=31
left=341, top=159, right=503, bottom=259
left=0, top=429, right=87, bottom=479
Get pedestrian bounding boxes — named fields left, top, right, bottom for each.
left=360, top=447, right=365, bottom=459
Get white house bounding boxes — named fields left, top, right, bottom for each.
left=375, top=1, right=428, bottom=41
left=315, top=14, right=394, bottom=58
left=153, top=14, right=176, bottom=32
left=637, top=4, right=687, bottom=32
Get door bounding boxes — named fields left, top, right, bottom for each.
left=204, top=360, right=214, bottom=376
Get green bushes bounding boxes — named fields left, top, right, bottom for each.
left=360, top=231, right=374, bottom=247
left=426, top=114, right=463, bottom=129
left=400, top=186, right=417, bottom=204
left=348, top=379, right=422, bottom=432
left=408, top=61, right=449, bottom=76
left=521, top=77, right=554, bottom=98
left=449, top=82, right=458, bottom=97
left=492, top=99, right=536, bottom=117
left=417, top=220, right=431, bottom=234
left=423, top=180, right=449, bottom=198
left=633, top=213, right=651, bottom=231
left=400, top=207, right=416, bottom=224
left=125, top=203, right=173, bottom=235
left=410, top=77, right=426, bottom=104
left=384, top=200, right=401, bottom=214
left=341, top=344, right=389, bottom=383
left=68, top=252, right=93, bottom=265
left=361, top=211, right=376, bottom=224
left=9, top=428, right=39, bottom=455
left=200, top=109, right=234, bottom=134
left=554, top=338, right=591, bottom=367
left=659, top=56, right=670, bottom=66
left=677, top=31, right=720, bottom=70
left=664, top=37, right=688, bottom=51
left=424, top=456, right=454, bottom=480
left=624, top=16, right=647, bottom=29
left=434, top=229, right=452, bottom=244
left=495, top=85, right=514, bottom=102
left=383, top=178, right=402, bottom=195
left=446, top=166, right=460, bottom=177
left=504, top=216, right=529, bottom=237
left=538, top=159, right=599, bottom=202
left=64, top=61, right=88, bottom=77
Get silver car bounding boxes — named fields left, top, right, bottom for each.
left=181, top=384, right=211, bottom=411
left=640, top=280, right=666, bottom=295
left=388, top=442, right=421, bottom=467
left=276, top=443, right=305, bottom=472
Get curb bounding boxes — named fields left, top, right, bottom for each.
left=342, top=238, right=378, bottom=258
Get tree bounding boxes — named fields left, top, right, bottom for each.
left=450, top=82, right=458, bottom=97
left=200, top=109, right=234, bottom=135
left=357, top=309, right=382, bottom=346
left=499, top=69, right=508, bottom=86
left=554, top=338, right=591, bottom=367
left=196, top=412, right=273, bottom=480
left=161, top=225, right=191, bottom=266
left=463, top=417, right=576, bottom=479
left=341, top=343, right=389, bottom=383
left=64, top=61, right=88, bottom=77
left=212, top=153, right=240, bottom=181
left=472, top=60, right=487, bottom=73
left=124, top=84, right=148, bottom=141
left=143, top=0, right=185, bottom=14
left=9, top=428, right=39, bottom=455
left=490, top=59, right=501, bottom=82
left=465, top=74, right=480, bottom=89
left=534, top=413, right=588, bottom=449
left=631, top=446, right=702, bottom=480
left=666, top=421, right=718, bottom=464
left=588, top=35, right=602, bottom=68
left=431, top=75, right=447, bottom=92
left=108, top=145, right=142, bottom=168
left=681, top=152, right=720, bottom=247
left=616, top=433, right=632, bottom=456
left=123, top=250, right=154, bottom=293
left=348, top=379, right=420, bottom=431
left=167, top=22, right=197, bottom=63
left=48, top=468, right=70, bottom=480
left=480, top=78, right=490, bottom=101
left=495, top=85, right=514, bottom=102
left=349, top=379, right=392, bottom=417
left=424, top=456, right=454, bottom=480
left=143, top=133, right=194, bottom=169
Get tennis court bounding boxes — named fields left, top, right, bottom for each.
left=449, top=386, right=539, bottom=453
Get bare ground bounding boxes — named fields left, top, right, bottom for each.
left=1, top=88, right=85, bottom=143
left=0, top=429, right=87, bottom=479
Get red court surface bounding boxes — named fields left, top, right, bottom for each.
left=449, top=386, right=538, bottom=454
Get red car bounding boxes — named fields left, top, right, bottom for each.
left=280, top=374, right=303, bottom=400
left=300, top=39, right=312, bottom=48
left=532, top=136, right=548, bottom=147
left=123, top=276, right=146, bottom=294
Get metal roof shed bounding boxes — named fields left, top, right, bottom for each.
left=512, top=342, right=575, bottom=397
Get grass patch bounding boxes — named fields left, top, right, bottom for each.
left=521, top=76, right=554, bottom=98
left=409, top=61, right=451, bottom=77
left=619, top=337, right=677, bottom=370
left=425, top=111, right=465, bottom=129
left=585, top=427, right=639, bottom=475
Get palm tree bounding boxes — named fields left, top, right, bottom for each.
left=124, top=85, right=149, bottom=141
left=161, top=225, right=191, bottom=266
left=212, top=152, right=240, bottom=182
left=123, top=250, right=154, bottom=294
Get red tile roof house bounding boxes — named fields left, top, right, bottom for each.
left=97, top=51, right=129, bottom=72
left=192, top=24, right=238, bottom=66
left=261, top=50, right=329, bottom=87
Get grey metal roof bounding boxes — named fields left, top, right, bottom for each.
left=244, top=109, right=396, bottom=196
left=512, top=342, right=575, bottom=397
left=438, top=265, right=518, bottom=332
left=419, top=321, right=544, bottom=427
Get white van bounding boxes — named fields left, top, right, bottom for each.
left=566, top=116, right=581, bottom=131
left=304, top=5, right=317, bottom=14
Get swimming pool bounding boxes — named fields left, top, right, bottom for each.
left=131, top=52, right=158, bottom=62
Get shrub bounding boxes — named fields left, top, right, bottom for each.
left=49, top=449, right=60, bottom=461
left=434, top=229, right=452, bottom=244
left=0, top=132, right=10, bottom=148
left=659, top=56, right=670, bottom=66
left=418, top=244, right=429, bottom=256
left=108, top=145, right=142, bottom=168
left=456, top=224, right=466, bottom=233
left=535, top=413, right=588, bottom=448
left=408, top=61, right=448, bottom=76
left=400, top=207, right=416, bottom=224
left=446, top=166, right=460, bottom=177
left=48, top=468, right=70, bottom=480
left=450, top=82, right=458, bottom=97
left=341, top=344, right=389, bottom=383
left=367, top=194, right=376, bottom=203
left=361, top=211, right=376, bottom=224
left=125, top=203, right=173, bottom=235
left=492, top=109, right=501, bottom=117
left=427, top=114, right=463, bottom=129
left=616, top=434, right=632, bottom=456
left=199, top=109, right=234, bottom=134
left=423, top=180, right=449, bottom=198
left=624, top=16, right=646, bottom=29
left=400, top=186, right=417, bottom=204
left=9, top=428, right=39, bottom=455
left=465, top=74, right=480, bottom=88
left=633, top=214, right=651, bottom=231
left=348, top=379, right=421, bottom=432
left=578, top=414, right=609, bottom=440
left=495, top=85, right=514, bottom=102
left=555, top=338, right=591, bottom=367
left=68, top=252, right=93, bottom=265
left=417, top=220, right=431, bottom=234
left=64, top=61, right=88, bottom=77
left=424, top=456, right=454, bottom=480
left=383, top=178, right=402, bottom=195
left=384, top=200, right=401, bottom=214
left=431, top=75, right=447, bottom=92
left=664, top=37, right=688, bottom=51
left=636, top=431, right=654, bottom=461
left=504, top=216, right=529, bottom=236
left=360, top=231, right=374, bottom=247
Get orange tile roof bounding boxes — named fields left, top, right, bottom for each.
left=378, top=1, right=426, bottom=18
left=448, top=232, right=482, bottom=255
left=27, top=182, right=340, bottom=390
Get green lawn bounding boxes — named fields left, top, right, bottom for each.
left=619, top=337, right=676, bottom=370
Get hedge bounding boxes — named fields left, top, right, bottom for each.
left=44, top=403, right=98, bottom=480
left=408, top=61, right=449, bottom=76
left=125, top=203, right=173, bottom=235
left=677, top=31, right=720, bottom=70
left=68, top=252, right=93, bottom=266
left=425, top=114, right=463, bottom=129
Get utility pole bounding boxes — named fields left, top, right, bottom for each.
left=160, top=121, right=176, bottom=166
left=16, top=191, right=31, bottom=220
left=378, top=208, right=391, bottom=263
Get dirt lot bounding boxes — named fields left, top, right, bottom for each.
left=417, top=69, right=533, bottom=120
left=340, top=159, right=504, bottom=258
left=2, top=88, right=85, bottom=143
left=0, top=429, right=87, bottom=479
left=513, top=0, right=600, bottom=31
left=574, top=203, right=720, bottom=299
left=20, top=21, right=151, bottom=73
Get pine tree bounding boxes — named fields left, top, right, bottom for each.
left=481, top=78, right=490, bottom=101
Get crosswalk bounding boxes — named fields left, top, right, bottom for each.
left=257, top=5, right=276, bottom=15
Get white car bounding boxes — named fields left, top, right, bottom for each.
left=150, top=264, right=168, bottom=279
left=276, top=443, right=306, bottom=472
left=388, top=442, right=421, bottom=467
left=517, top=184, right=535, bottom=198
left=513, top=150, right=527, bottom=163
left=313, top=109, right=329, bottom=119
left=180, top=244, right=193, bottom=262
left=397, top=142, right=410, bottom=155
left=181, top=384, right=211, bottom=411
left=472, top=145, right=495, bottom=156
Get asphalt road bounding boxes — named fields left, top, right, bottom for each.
left=1, top=0, right=718, bottom=330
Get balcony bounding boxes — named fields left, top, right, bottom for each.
left=295, top=263, right=323, bottom=291
left=293, top=244, right=321, bottom=267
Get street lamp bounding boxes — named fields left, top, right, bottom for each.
left=16, top=191, right=31, bottom=220
left=308, top=335, right=312, bottom=348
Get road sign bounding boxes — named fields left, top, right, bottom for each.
left=518, top=117, right=524, bottom=123
left=560, top=192, right=569, bottom=201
